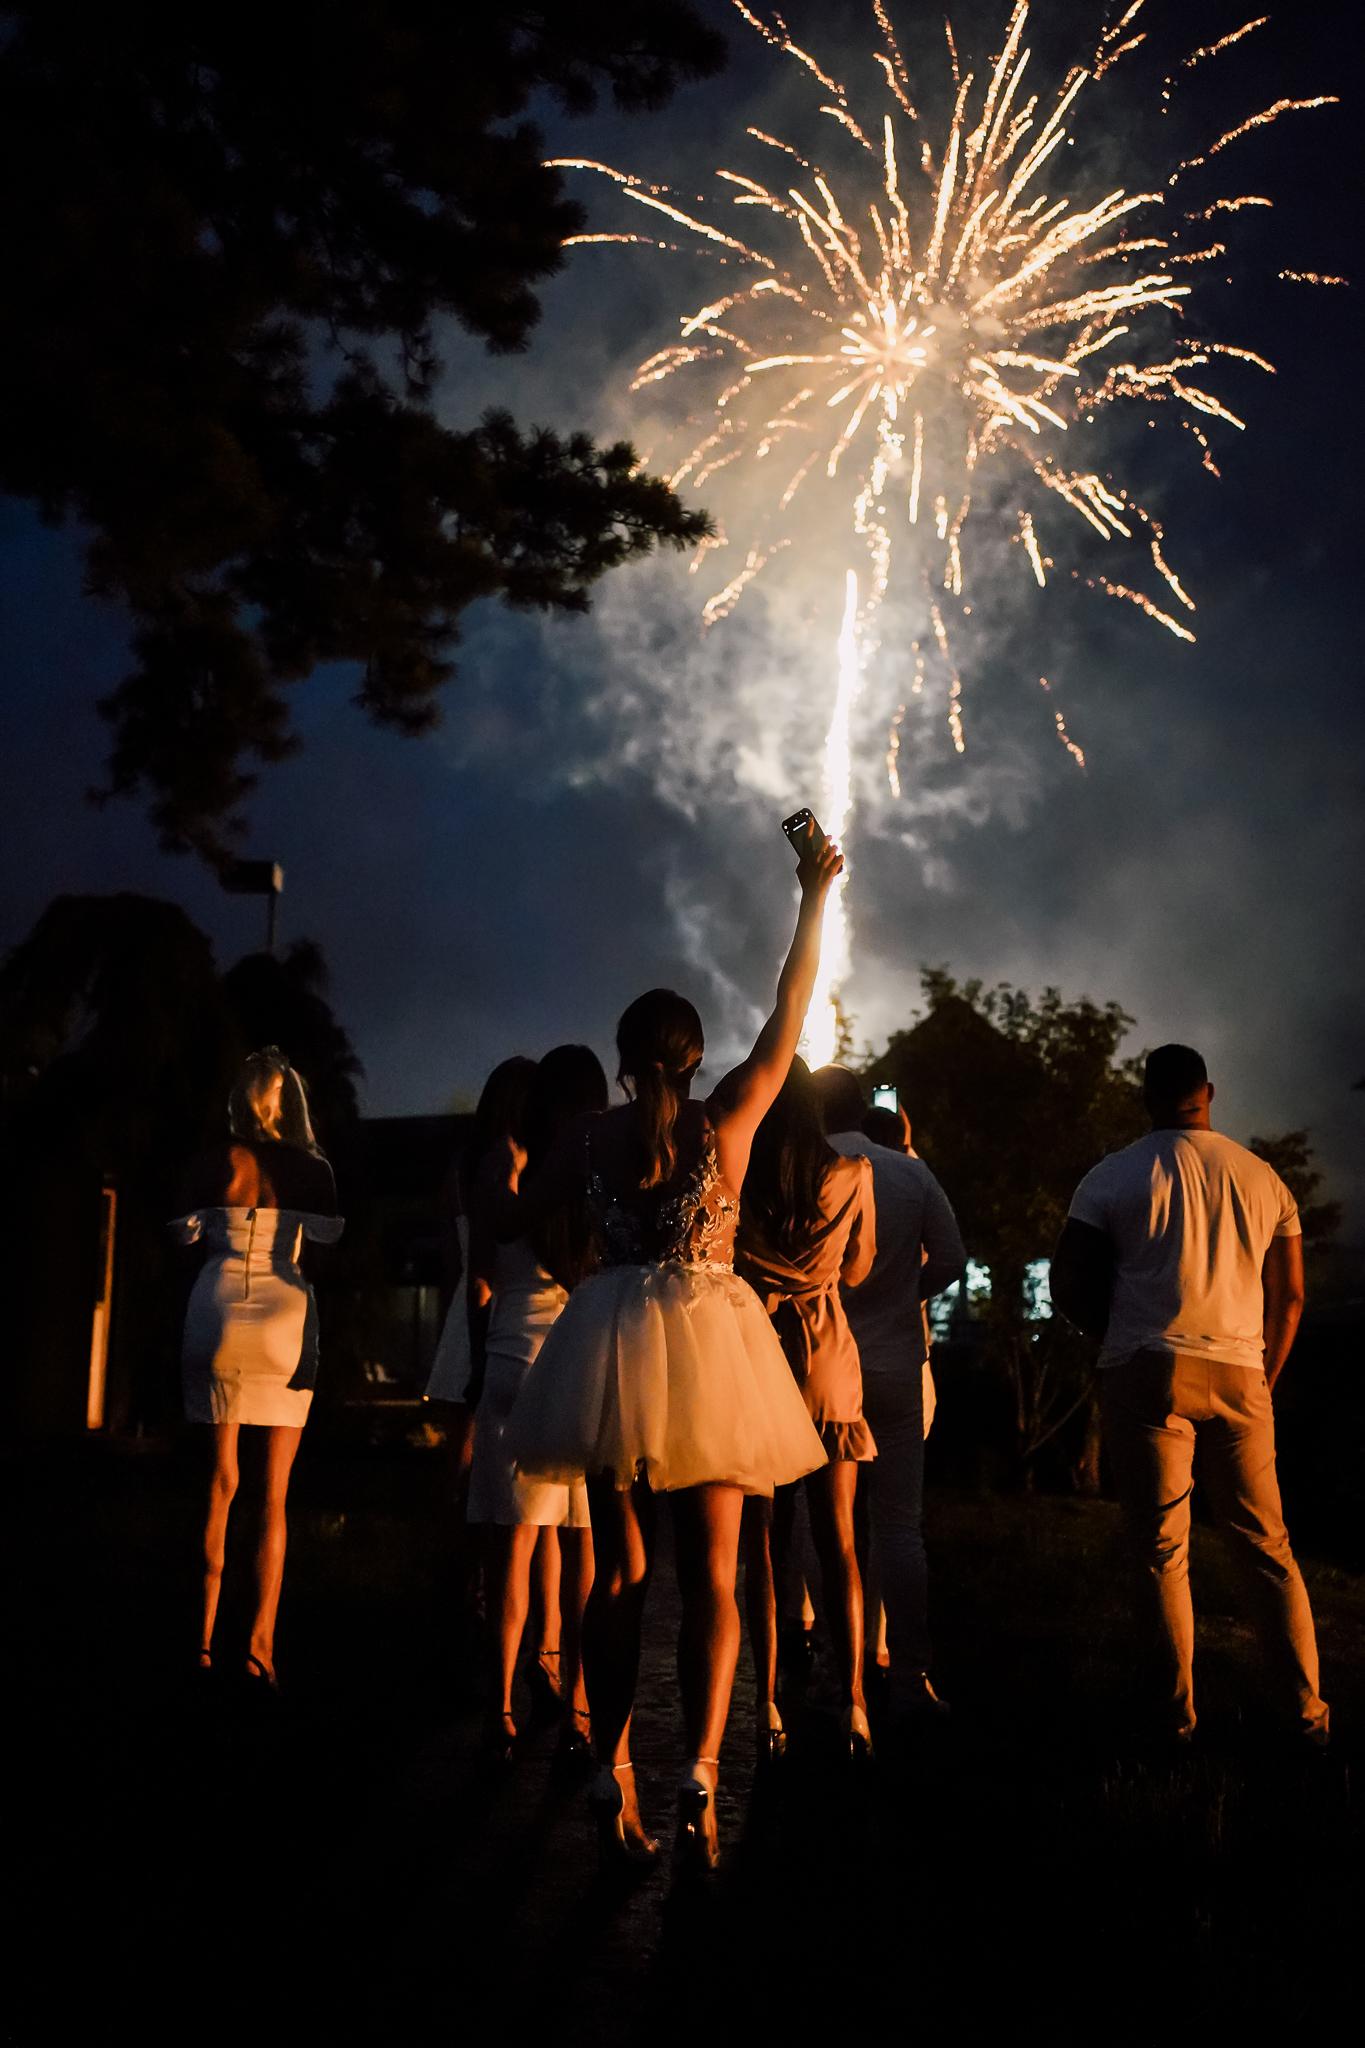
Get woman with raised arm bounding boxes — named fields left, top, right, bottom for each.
left=174, top=1049, right=342, bottom=1691
left=503, top=831, right=842, bottom=1874
left=736, top=1056, right=877, bottom=1766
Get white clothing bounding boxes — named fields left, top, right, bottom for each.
left=1069, top=1128, right=1300, bottom=1370
left=467, top=1237, right=589, bottom=1528
left=507, top=1131, right=826, bottom=1497
left=827, top=1134, right=966, bottom=1378
left=506, top=1261, right=827, bottom=1496
left=175, top=1206, right=344, bottom=1427
left=425, top=1214, right=473, bottom=1403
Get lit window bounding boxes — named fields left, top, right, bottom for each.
left=1024, top=1258, right=1053, bottom=1321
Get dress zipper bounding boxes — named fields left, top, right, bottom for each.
left=243, top=1207, right=257, bottom=1300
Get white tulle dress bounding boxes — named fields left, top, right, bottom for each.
left=467, top=1237, right=591, bottom=1528
left=506, top=1130, right=827, bottom=1496
left=175, top=1205, right=344, bottom=1427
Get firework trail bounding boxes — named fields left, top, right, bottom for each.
left=553, top=0, right=1341, bottom=1056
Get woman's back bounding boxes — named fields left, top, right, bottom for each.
left=737, top=1152, right=872, bottom=1296
left=588, top=1101, right=739, bottom=1270
left=182, top=1140, right=336, bottom=1218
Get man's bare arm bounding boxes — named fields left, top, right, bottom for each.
left=1262, top=1233, right=1305, bottom=1390
left=1050, top=1219, right=1114, bottom=1341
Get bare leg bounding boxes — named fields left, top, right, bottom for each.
left=558, top=1526, right=595, bottom=1730
left=533, top=1524, right=563, bottom=1660
left=805, top=1461, right=868, bottom=1717
left=853, top=1470, right=889, bottom=1673
left=583, top=1477, right=655, bottom=1765
left=248, top=1426, right=302, bottom=1679
left=484, top=1522, right=541, bottom=1726
left=583, top=1476, right=655, bottom=1851
left=200, top=1422, right=239, bottom=1662
left=741, top=1495, right=778, bottom=1734
left=673, top=1484, right=744, bottom=1868
left=672, top=1484, right=745, bottom=1770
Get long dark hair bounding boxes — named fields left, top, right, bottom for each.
left=460, top=1055, right=536, bottom=1208
left=616, top=989, right=704, bottom=1189
left=741, top=1056, right=836, bottom=1260
left=526, top=1043, right=609, bottom=1288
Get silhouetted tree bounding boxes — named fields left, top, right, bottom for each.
left=1249, top=1130, right=1342, bottom=1295
left=866, top=971, right=1146, bottom=1478
left=0, top=2, right=722, bottom=857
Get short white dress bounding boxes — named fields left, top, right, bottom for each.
left=467, top=1237, right=591, bottom=1529
left=175, top=1205, right=344, bottom=1427
left=506, top=1131, right=827, bottom=1497
left=424, top=1215, right=473, bottom=1403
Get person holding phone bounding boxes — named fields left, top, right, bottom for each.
left=500, top=822, right=841, bottom=1875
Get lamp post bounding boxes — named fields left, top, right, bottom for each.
left=220, top=859, right=284, bottom=955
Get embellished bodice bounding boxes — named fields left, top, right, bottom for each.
left=588, top=1134, right=739, bottom=1273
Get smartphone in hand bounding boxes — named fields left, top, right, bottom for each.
left=781, top=808, right=828, bottom=859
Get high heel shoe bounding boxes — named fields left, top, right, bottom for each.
left=674, top=1758, right=722, bottom=1875
left=527, top=1648, right=565, bottom=1726
left=588, top=1763, right=660, bottom=1876
left=755, top=1703, right=788, bottom=1770
left=482, top=1710, right=519, bottom=1768
left=243, top=1651, right=279, bottom=1696
left=843, top=1704, right=875, bottom=1765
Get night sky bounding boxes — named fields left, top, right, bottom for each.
left=2, top=0, right=1362, bottom=1228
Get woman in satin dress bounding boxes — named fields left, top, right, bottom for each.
left=737, top=1056, right=877, bottom=1763
left=174, top=1049, right=341, bottom=1690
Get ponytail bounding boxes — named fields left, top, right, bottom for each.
left=616, top=990, right=704, bottom=1191
left=633, top=1063, right=682, bottom=1189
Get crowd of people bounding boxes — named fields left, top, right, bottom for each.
left=172, top=825, right=1330, bottom=1880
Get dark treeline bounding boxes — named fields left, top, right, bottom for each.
left=0, top=1, right=724, bottom=858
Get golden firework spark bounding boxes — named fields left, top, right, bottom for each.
left=551, top=0, right=1342, bottom=1021
left=555, top=1, right=1339, bottom=702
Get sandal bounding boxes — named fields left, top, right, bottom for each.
left=527, top=1648, right=565, bottom=1725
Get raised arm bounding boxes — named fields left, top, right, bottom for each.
left=707, top=836, right=843, bottom=1183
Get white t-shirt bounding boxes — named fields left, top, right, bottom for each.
left=1068, top=1128, right=1300, bottom=1369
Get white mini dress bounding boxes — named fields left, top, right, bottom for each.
left=175, top=1205, right=344, bottom=1427
left=506, top=1133, right=826, bottom=1497
left=466, top=1237, right=591, bottom=1529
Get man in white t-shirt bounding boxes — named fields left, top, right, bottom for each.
left=1051, top=1043, right=1328, bottom=1745
left=815, top=1067, right=966, bottom=1723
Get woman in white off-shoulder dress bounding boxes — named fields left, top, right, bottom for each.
left=502, top=828, right=843, bottom=1873
left=173, top=1050, right=341, bottom=1689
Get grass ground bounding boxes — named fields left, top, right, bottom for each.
left=4, top=1437, right=1360, bottom=2045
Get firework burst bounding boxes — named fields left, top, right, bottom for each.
left=553, top=0, right=1341, bottom=1056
